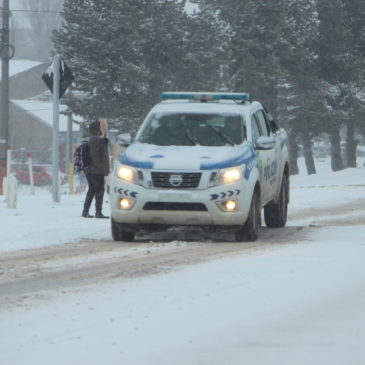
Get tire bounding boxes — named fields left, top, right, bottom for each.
left=111, top=219, right=135, bottom=242
left=264, top=173, right=288, bottom=228
left=234, top=189, right=260, bottom=242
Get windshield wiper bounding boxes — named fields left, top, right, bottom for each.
left=207, top=125, right=234, bottom=146
left=185, top=128, right=198, bottom=145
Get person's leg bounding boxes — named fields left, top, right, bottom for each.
left=94, top=175, right=109, bottom=218
left=82, top=173, right=97, bottom=217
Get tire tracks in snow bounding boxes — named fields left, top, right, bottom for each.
left=0, top=226, right=307, bottom=306
left=0, top=198, right=363, bottom=307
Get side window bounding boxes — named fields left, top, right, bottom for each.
left=250, top=114, right=261, bottom=145
left=255, top=110, right=271, bottom=136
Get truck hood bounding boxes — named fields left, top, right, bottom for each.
left=119, top=142, right=255, bottom=170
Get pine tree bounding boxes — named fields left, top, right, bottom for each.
left=342, top=0, right=365, bottom=167
left=193, top=0, right=287, bottom=109
left=193, top=0, right=365, bottom=172
left=194, top=0, right=320, bottom=174
left=54, top=0, right=365, bottom=151
left=317, top=0, right=365, bottom=170
left=280, top=0, right=320, bottom=174
left=317, top=0, right=352, bottom=171
left=53, top=0, right=218, bottom=134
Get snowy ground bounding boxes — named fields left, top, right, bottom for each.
left=0, top=157, right=364, bottom=252
left=1, top=157, right=365, bottom=365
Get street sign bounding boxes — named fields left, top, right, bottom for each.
left=42, top=58, right=74, bottom=98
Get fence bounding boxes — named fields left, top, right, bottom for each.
left=0, top=148, right=86, bottom=196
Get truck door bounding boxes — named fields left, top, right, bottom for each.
left=251, top=111, right=279, bottom=205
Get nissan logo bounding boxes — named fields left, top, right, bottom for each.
left=169, top=174, right=183, bottom=187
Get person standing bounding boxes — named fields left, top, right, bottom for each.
left=82, top=119, right=110, bottom=218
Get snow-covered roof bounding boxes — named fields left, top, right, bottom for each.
left=12, top=100, right=81, bottom=132
left=0, top=59, right=42, bottom=80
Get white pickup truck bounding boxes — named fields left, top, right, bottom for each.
left=110, top=92, right=289, bottom=242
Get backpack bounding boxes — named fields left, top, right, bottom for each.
left=73, top=142, right=91, bottom=173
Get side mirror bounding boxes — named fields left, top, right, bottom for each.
left=255, top=135, right=275, bottom=150
left=116, top=133, right=132, bottom=147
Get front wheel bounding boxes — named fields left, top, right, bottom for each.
left=264, top=174, right=289, bottom=228
left=234, top=190, right=260, bottom=242
left=111, top=219, right=135, bottom=242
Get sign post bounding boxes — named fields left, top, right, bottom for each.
left=27, top=153, right=35, bottom=195
left=41, top=56, right=74, bottom=203
left=52, top=55, right=60, bottom=202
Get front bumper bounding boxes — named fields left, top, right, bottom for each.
left=110, top=176, right=252, bottom=228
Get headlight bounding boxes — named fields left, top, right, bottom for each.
left=116, top=164, right=137, bottom=183
left=217, top=166, right=244, bottom=185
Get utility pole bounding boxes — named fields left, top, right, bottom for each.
left=52, top=54, right=60, bottom=203
left=0, top=0, right=10, bottom=166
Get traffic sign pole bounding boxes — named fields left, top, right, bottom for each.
left=41, top=55, right=74, bottom=203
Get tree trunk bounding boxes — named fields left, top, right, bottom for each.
left=288, top=132, right=299, bottom=175
left=345, top=120, right=357, bottom=168
left=329, top=129, right=344, bottom=171
left=301, top=131, right=316, bottom=175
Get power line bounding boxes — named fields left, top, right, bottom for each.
left=3, top=9, right=62, bottom=14
left=12, top=9, right=62, bottom=14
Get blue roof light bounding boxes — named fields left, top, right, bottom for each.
left=160, top=92, right=250, bottom=102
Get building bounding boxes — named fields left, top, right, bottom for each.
left=1, top=59, right=80, bottom=168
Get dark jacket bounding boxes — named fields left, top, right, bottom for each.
left=86, top=136, right=110, bottom=176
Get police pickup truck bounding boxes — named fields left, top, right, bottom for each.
left=110, top=92, right=289, bottom=242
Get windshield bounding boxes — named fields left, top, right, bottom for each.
left=137, top=112, right=246, bottom=146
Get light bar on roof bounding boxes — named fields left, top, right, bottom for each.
left=160, top=92, right=250, bottom=101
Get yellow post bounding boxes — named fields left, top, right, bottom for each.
left=69, top=162, right=74, bottom=194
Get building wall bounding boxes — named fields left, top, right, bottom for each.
left=10, top=102, right=52, bottom=163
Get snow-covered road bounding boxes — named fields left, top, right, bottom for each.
left=1, top=158, right=365, bottom=364
left=1, top=223, right=365, bottom=365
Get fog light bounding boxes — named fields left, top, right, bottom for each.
left=218, top=199, right=238, bottom=212
left=119, top=197, right=135, bottom=210
left=225, top=200, right=237, bottom=211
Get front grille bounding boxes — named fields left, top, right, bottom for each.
left=143, top=202, right=207, bottom=211
left=151, top=172, right=202, bottom=188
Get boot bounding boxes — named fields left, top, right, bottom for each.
left=95, top=212, right=109, bottom=219
left=95, top=190, right=108, bottom=218
left=82, top=211, right=94, bottom=218
left=83, top=189, right=94, bottom=218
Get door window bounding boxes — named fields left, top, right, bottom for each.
left=251, top=114, right=261, bottom=144
left=255, top=110, right=271, bottom=136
